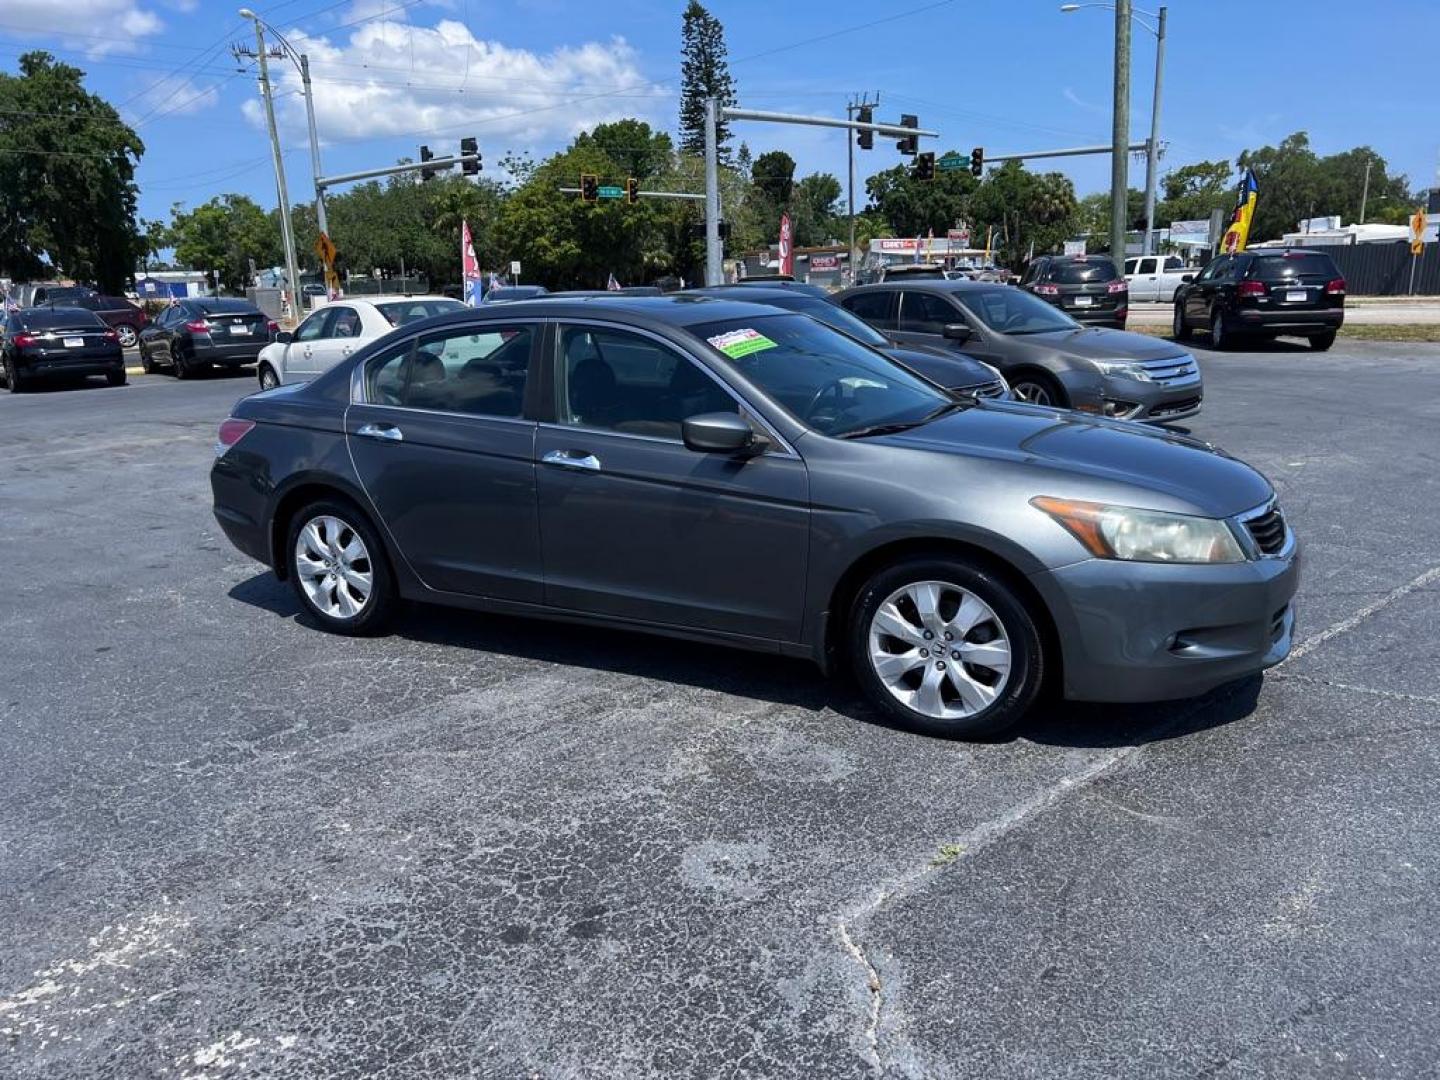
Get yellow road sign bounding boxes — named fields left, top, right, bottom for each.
left=314, top=231, right=336, bottom=266
left=1413, top=240, right=1425, bottom=257
left=1412, top=208, right=1428, bottom=257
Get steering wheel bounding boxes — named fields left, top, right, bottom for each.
left=801, top=379, right=846, bottom=421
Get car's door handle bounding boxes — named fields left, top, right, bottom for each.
left=542, top=449, right=601, bottom=472
left=356, top=423, right=403, bottom=442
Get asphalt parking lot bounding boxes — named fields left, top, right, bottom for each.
left=3, top=340, right=1438, bottom=1079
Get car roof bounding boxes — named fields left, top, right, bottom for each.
left=683, top=286, right=822, bottom=303
left=342, top=294, right=455, bottom=305
left=399, top=294, right=795, bottom=331
left=841, top=279, right=1008, bottom=295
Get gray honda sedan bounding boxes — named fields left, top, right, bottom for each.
left=212, top=296, right=1296, bottom=739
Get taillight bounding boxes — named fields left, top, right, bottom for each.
left=1106, top=279, right=1127, bottom=294
left=1238, top=280, right=1267, bottom=298
left=103, top=328, right=119, bottom=342
left=1325, top=277, right=1346, bottom=295
left=1035, top=283, right=1060, bottom=296
left=215, top=417, right=255, bottom=458
left=13, top=332, right=37, bottom=348
left=186, top=319, right=211, bottom=333
left=266, top=320, right=279, bottom=333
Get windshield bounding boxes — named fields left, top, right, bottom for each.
left=376, top=299, right=466, bottom=326
left=688, top=314, right=949, bottom=438
left=775, top=296, right=889, bottom=347
left=958, top=286, right=1080, bottom=335
left=18, top=307, right=105, bottom=329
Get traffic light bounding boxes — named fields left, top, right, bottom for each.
left=970, top=147, right=984, bottom=177
left=896, top=114, right=918, bottom=156
left=626, top=177, right=640, bottom=205
left=460, top=136, right=480, bottom=175
left=914, top=151, right=936, bottom=182
left=580, top=173, right=598, bottom=203
left=856, top=106, right=873, bottom=151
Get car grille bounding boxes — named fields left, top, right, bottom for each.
left=1148, top=395, right=1201, bottom=419
left=968, top=380, right=1008, bottom=399
left=1245, top=506, right=1288, bottom=555
left=1138, top=354, right=1200, bottom=385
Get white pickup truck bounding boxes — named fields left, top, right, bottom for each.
left=1124, top=255, right=1193, bottom=302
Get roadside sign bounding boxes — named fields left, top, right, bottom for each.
left=946, top=228, right=970, bottom=246
left=1411, top=208, right=1427, bottom=256
left=1064, top=240, right=1087, bottom=256
left=509, top=260, right=521, bottom=276
left=937, top=153, right=965, bottom=172
left=314, top=231, right=336, bottom=266
left=597, top=185, right=624, bottom=200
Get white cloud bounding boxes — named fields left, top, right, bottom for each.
left=1062, top=86, right=1108, bottom=116
left=243, top=16, right=665, bottom=149
left=126, top=71, right=220, bottom=119
left=1, top=0, right=163, bottom=56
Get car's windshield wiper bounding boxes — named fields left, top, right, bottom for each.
left=838, top=401, right=963, bottom=439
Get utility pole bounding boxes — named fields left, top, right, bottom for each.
left=1140, top=5, right=1166, bottom=256
left=1110, top=0, right=1132, bottom=271
left=238, top=11, right=300, bottom=319
left=299, top=54, right=326, bottom=237
left=1359, top=159, right=1372, bottom=224
left=847, top=93, right=879, bottom=285
left=704, top=96, right=722, bottom=286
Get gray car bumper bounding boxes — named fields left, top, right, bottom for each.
left=1031, top=547, right=1300, bottom=703
left=1059, top=369, right=1203, bottom=424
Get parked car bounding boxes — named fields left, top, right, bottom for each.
left=1019, top=255, right=1128, bottom=328
left=1173, top=248, right=1345, bottom=351
left=684, top=285, right=1008, bottom=400
left=482, top=285, right=549, bottom=303
left=53, top=293, right=150, bottom=348
left=13, top=283, right=96, bottom=308
left=877, top=263, right=949, bottom=282
left=727, top=279, right=831, bottom=298
left=137, top=298, right=276, bottom=379
left=1125, top=254, right=1192, bottom=303
left=256, top=295, right=466, bottom=388
left=836, top=281, right=1202, bottom=423
left=545, top=287, right=666, bottom=298
left=1, top=306, right=125, bottom=391
left=212, top=295, right=1295, bottom=739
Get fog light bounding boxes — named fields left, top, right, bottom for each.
left=1102, top=399, right=1141, bottom=419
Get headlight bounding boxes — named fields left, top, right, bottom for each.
left=980, top=361, right=1009, bottom=390
left=1092, top=359, right=1152, bottom=382
left=1031, top=496, right=1246, bottom=564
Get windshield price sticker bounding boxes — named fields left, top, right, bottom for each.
left=707, top=328, right=777, bottom=359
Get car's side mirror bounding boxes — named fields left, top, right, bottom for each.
left=682, top=412, right=756, bottom=454
left=1181, top=274, right=1194, bottom=283
left=275, top=331, right=293, bottom=343
left=942, top=323, right=972, bottom=342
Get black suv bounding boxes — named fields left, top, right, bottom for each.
left=1173, top=248, right=1345, bottom=350
left=1018, top=255, right=1128, bottom=328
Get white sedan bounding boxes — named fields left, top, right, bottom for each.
left=256, top=295, right=466, bottom=388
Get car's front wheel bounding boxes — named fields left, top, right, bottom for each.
left=849, top=556, right=1045, bottom=739
left=286, top=499, right=397, bottom=635
left=258, top=363, right=280, bottom=390
left=1172, top=301, right=1192, bottom=341
left=1008, top=371, right=1066, bottom=408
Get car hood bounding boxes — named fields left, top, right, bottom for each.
left=880, top=344, right=996, bottom=389
left=1015, top=326, right=1187, bottom=361
left=881, top=401, right=1271, bottom=518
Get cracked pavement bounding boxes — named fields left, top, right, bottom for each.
left=2, top=343, right=1438, bottom=1078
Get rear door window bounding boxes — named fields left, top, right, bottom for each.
left=406, top=325, right=534, bottom=417
left=1046, top=259, right=1118, bottom=284
left=842, top=290, right=896, bottom=330
left=1164, top=256, right=1184, bottom=271
left=331, top=307, right=363, bottom=338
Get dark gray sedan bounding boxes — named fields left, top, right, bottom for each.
left=838, top=280, right=1203, bottom=423
left=212, top=296, right=1295, bottom=739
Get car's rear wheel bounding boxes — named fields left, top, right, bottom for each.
left=1172, top=302, right=1192, bottom=341
left=139, top=345, right=155, bottom=374
left=849, top=556, right=1045, bottom=739
left=286, top=499, right=396, bottom=635
left=1209, top=308, right=1230, bottom=350
left=106, top=368, right=126, bottom=387
left=173, top=348, right=196, bottom=379
left=1009, top=371, right=1066, bottom=408
left=258, top=363, right=279, bottom=390
left=3, top=356, right=24, bottom=393
left=115, top=323, right=138, bottom=349
left=1309, top=330, right=1337, bottom=352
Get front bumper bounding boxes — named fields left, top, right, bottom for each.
left=1235, top=307, right=1344, bottom=334
left=1030, top=545, right=1299, bottom=703
left=1060, top=369, right=1203, bottom=425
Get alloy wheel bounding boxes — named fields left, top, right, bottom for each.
left=294, top=514, right=373, bottom=620
left=259, top=365, right=279, bottom=390
left=1010, top=380, right=1054, bottom=406
left=867, top=580, right=1012, bottom=720
left=116, top=324, right=138, bottom=348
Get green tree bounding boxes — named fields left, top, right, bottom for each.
left=1237, top=132, right=1321, bottom=242
left=865, top=153, right=978, bottom=239
left=1157, top=159, right=1234, bottom=226
left=573, top=119, right=674, bottom=181
left=751, top=150, right=795, bottom=207
left=678, top=1, right=736, bottom=162
left=0, top=51, right=145, bottom=291
left=791, top=172, right=842, bottom=246
left=167, top=194, right=280, bottom=293
left=967, top=162, right=1077, bottom=267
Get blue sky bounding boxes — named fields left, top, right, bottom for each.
left=3, top=0, right=1435, bottom=229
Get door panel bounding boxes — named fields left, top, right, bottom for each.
left=345, top=326, right=543, bottom=601
left=535, top=323, right=809, bottom=642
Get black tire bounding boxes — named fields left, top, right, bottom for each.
left=848, top=555, right=1046, bottom=739
left=139, top=345, right=155, bottom=374
left=172, top=347, right=193, bottom=379
left=284, top=498, right=397, bottom=636
left=1172, top=301, right=1192, bottom=341
left=3, top=356, right=25, bottom=393
left=1008, top=370, right=1068, bottom=409
left=1209, top=307, right=1230, bottom=350
left=258, top=363, right=279, bottom=390
left=106, top=367, right=127, bottom=387
left=1308, top=330, right=1337, bottom=352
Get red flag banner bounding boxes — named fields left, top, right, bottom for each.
left=778, top=213, right=793, bottom=277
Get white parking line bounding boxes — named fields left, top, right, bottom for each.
left=1284, top=563, right=1440, bottom=662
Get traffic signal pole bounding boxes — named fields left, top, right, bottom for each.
left=315, top=153, right=479, bottom=189
left=704, top=100, right=938, bottom=284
